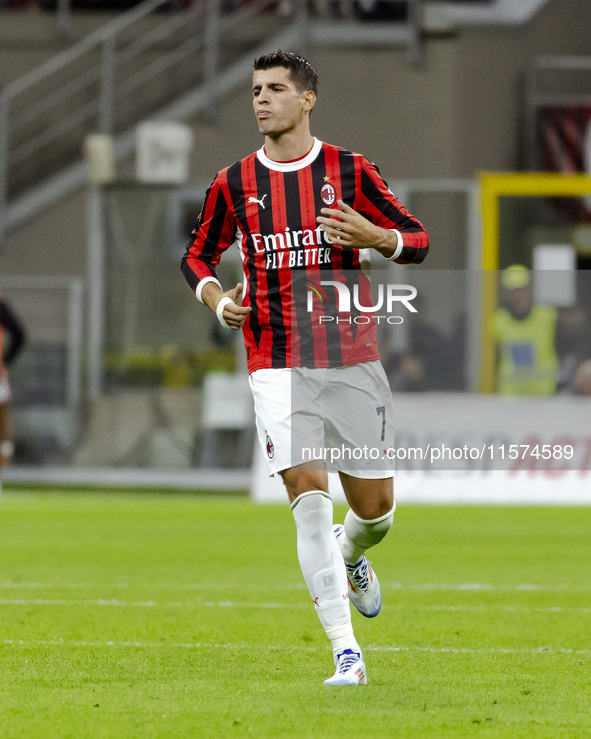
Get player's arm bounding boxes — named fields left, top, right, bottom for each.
left=322, top=157, right=429, bottom=265
left=181, top=172, right=251, bottom=331
left=181, top=173, right=232, bottom=289
left=181, top=170, right=245, bottom=326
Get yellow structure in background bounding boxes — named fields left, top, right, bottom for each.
left=479, top=172, right=591, bottom=393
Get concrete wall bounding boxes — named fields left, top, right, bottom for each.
left=1, top=0, right=590, bottom=280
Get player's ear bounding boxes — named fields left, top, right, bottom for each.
left=303, top=91, right=316, bottom=113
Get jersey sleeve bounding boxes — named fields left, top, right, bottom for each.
left=354, top=157, right=429, bottom=264
left=181, top=170, right=238, bottom=301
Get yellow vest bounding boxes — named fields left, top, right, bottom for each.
left=490, top=306, right=559, bottom=395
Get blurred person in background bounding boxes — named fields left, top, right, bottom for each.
left=490, top=265, right=560, bottom=396
left=0, top=291, right=26, bottom=467
left=384, top=295, right=462, bottom=392
left=555, top=304, right=591, bottom=393
left=573, top=359, right=591, bottom=396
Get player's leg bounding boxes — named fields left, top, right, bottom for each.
left=334, top=473, right=395, bottom=618
left=323, top=361, right=396, bottom=617
left=249, top=368, right=365, bottom=685
left=339, top=473, right=395, bottom=560
left=282, top=464, right=366, bottom=686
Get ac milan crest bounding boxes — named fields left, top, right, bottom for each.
left=320, top=182, right=337, bottom=206
left=266, top=433, right=275, bottom=459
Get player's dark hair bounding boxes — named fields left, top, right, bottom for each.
left=253, top=50, right=319, bottom=95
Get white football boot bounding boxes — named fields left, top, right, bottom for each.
left=323, top=648, right=367, bottom=686
left=334, top=524, right=382, bottom=618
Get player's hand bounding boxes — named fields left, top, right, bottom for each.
left=317, top=200, right=392, bottom=251
left=0, top=365, right=7, bottom=383
left=217, top=283, right=251, bottom=331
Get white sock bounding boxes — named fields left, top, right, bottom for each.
left=340, top=504, right=396, bottom=564
left=291, top=491, right=359, bottom=654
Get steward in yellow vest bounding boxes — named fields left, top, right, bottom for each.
left=490, top=265, right=560, bottom=396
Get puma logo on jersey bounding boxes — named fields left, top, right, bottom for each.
left=248, top=194, right=268, bottom=209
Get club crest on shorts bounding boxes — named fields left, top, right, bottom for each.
left=265, top=432, right=275, bottom=459
left=320, top=182, right=336, bottom=206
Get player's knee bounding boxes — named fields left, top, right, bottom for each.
left=361, top=495, right=393, bottom=520
left=344, top=504, right=395, bottom=549
left=340, top=474, right=393, bottom=520
left=280, top=463, right=328, bottom=502
left=352, top=488, right=393, bottom=520
left=357, top=504, right=395, bottom=531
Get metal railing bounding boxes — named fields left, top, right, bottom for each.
left=0, top=0, right=279, bottom=243
left=0, top=0, right=423, bottom=245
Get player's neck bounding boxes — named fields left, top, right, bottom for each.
left=263, top=131, right=315, bottom=163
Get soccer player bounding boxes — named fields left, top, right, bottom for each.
left=0, top=292, right=26, bottom=467
left=181, top=51, right=428, bottom=685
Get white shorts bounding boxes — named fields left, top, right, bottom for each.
left=249, top=361, right=395, bottom=479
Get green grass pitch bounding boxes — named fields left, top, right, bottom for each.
left=0, top=489, right=590, bottom=738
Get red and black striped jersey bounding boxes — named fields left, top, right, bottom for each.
left=181, top=139, right=429, bottom=373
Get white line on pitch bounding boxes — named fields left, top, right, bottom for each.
left=1, top=638, right=589, bottom=656
left=364, top=645, right=591, bottom=656
left=0, top=598, right=590, bottom=614
left=392, top=583, right=591, bottom=592
left=1, top=582, right=590, bottom=592
left=0, top=598, right=306, bottom=609
left=420, top=605, right=591, bottom=613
